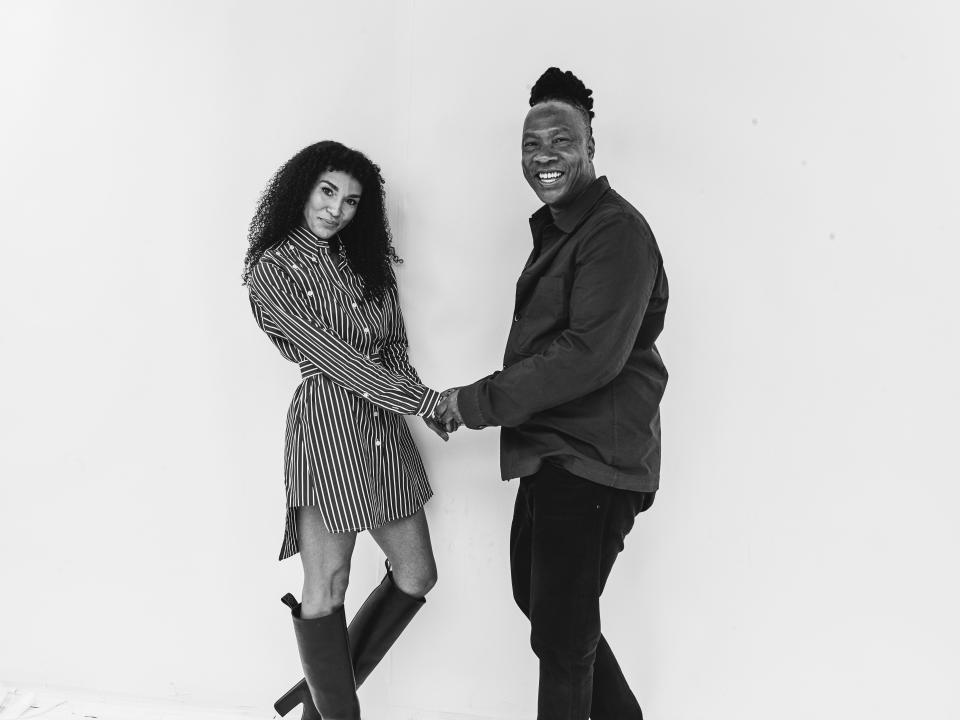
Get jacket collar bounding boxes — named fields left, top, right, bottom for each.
left=529, top=175, right=611, bottom=236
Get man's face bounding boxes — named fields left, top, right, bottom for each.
left=521, top=101, right=596, bottom=211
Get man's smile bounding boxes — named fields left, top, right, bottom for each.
left=537, top=170, right=565, bottom=185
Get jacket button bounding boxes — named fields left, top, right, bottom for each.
left=513, top=313, right=520, bottom=322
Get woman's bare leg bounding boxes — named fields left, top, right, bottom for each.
left=368, top=509, right=437, bottom=598
left=297, top=506, right=358, bottom=618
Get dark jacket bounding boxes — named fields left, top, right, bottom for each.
left=458, top=176, right=668, bottom=491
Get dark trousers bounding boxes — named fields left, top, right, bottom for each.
left=510, top=462, right=653, bottom=720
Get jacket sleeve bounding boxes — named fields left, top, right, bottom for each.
left=249, top=258, right=440, bottom=417
left=457, top=214, right=660, bottom=429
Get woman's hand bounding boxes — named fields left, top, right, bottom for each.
left=423, top=415, right=450, bottom=441
left=435, top=388, right=464, bottom=433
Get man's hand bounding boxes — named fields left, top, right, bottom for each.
left=435, top=387, right=464, bottom=433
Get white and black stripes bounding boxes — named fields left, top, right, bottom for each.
left=249, top=227, right=439, bottom=560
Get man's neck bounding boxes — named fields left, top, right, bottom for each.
left=548, top=173, right=597, bottom=223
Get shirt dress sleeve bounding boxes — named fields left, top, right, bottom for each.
left=379, top=283, right=424, bottom=385
left=249, top=258, right=440, bottom=417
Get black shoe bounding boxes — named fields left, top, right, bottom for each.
left=350, top=561, right=426, bottom=686
left=287, top=598, right=360, bottom=720
left=274, top=563, right=425, bottom=717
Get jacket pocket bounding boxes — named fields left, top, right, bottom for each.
left=511, top=276, right=568, bottom=352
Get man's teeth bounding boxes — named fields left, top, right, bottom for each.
left=538, top=171, right=563, bottom=184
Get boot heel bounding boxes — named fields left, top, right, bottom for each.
left=274, top=680, right=314, bottom=717
left=273, top=685, right=299, bottom=716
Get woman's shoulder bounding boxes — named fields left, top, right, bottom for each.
left=263, top=235, right=297, bottom=261
left=258, top=236, right=305, bottom=271
left=248, top=240, right=296, bottom=289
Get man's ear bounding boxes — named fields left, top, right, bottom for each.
left=587, top=134, right=596, bottom=160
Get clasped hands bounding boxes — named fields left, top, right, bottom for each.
left=423, top=387, right=464, bottom=441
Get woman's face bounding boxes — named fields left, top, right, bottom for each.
left=303, top=170, right=363, bottom=239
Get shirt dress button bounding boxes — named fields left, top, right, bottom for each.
left=363, top=328, right=370, bottom=333
left=363, top=393, right=370, bottom=399
left=306, top=290, right=313, bottom=296
left=375, top=440, right=382, bottom=447
left=352, top=302, right=358, bottom=308
left=373, top=410, right=380, bottom=417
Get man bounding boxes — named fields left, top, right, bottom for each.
left=436, top=67, right=668, bottom=720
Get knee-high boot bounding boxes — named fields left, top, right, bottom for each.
left=274, top=563, right=425, bottom=719
left=284, top=601, right=360, bottom=720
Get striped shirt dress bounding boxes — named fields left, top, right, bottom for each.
left=248, top=227, right=442, bottom=560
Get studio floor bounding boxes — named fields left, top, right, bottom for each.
left=0, top=683, right=516, bottom=720
left=0, top=685, right=263, bottom=720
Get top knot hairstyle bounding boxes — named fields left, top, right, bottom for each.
left=529, top=67, right=595, bottom=130
left=242, top=140, right=400, bottom=302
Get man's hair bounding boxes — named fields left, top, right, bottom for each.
left=529, top=67, right=595, bottom=130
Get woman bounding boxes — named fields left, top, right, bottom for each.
left=243, top=141, right=449, bottom=720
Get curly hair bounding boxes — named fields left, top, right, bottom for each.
left=242, top=140, right=401, bottom=301
left=529, top=67, right=595, bottom=131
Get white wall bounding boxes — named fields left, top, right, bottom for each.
left=2, top=1, right=958, bottom=718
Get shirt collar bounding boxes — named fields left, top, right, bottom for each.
left=288, top=225, right=329, bottom=261
left=529, top=175, right=611, bottom=236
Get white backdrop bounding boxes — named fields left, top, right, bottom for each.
left=1, top=1, right=958, bottom=719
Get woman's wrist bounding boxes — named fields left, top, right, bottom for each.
left=417, top=387, right=443, bottom=418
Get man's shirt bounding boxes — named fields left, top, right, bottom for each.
left=458, top=176, right=668, bottom=492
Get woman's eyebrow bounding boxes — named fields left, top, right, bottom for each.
left=320, top=179, right=360, bottom=199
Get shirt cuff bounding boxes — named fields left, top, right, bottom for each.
left=416, top=387, right=443, bottom=418
left=457, top=380, right=490, bottom=429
